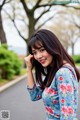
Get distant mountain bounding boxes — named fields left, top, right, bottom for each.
left=8, top=46, right=27, bottom=55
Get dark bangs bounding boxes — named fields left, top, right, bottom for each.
left=28, top=36, right=44, bottom=54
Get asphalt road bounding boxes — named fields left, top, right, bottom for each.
left=0, top=78, right=46, bottom=120
left=0, top=79, right=80, bottom=120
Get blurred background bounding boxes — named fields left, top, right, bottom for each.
left=0, top=0, right=80, bottom=120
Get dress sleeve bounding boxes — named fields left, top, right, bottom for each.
left=27, top=84, right=43, bottom=101
left=55, top=67, right=78, bottom=120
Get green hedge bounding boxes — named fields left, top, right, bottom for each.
left=71, top=55, right=80, bottom=63
left=0, top=46, right=22, bottom=80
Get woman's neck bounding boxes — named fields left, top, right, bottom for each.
left=63, top=60, right=68, bottom=65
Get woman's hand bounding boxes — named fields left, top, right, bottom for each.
left=24, top=55, right=35, bottom=88
left=24, top=54, right=34, bottom=70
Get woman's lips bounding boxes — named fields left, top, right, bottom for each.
left=39, top=59, right=46, bottom=64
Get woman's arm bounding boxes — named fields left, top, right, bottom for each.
left=27, top=68, right=35, bottom=88
left=25, top=55, right=43, bottom=101
left=27, top=69, right=43, bottom=101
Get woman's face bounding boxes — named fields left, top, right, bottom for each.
left=32, top=43, right=53, bottom=67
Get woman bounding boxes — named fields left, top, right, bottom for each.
left=25, top=29, right=80, bottom=120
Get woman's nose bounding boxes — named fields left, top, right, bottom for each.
left=36, top=52, right=42, bottom=59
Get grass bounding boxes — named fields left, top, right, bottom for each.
left=0, top=79, right=10, bottom=86
left=20, top=68, right=27, bottom=75
left=75, top=63, right=80, bottom=66
left=0, top=68, right=27, bottom=87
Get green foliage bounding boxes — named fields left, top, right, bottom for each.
left=0, top=46, right=22, bottom=80
left=71, top=55, right=80, bottom=63
left=52, top=0, right=71, bottom=5
left=1, top=43, right=8, bottom=49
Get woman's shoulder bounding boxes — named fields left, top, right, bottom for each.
left=55, top=63, right=75, bottom=77
left=51, top=64, right=78, bottom=88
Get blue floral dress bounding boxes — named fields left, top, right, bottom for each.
left=27, top=64, right=78, bottom=120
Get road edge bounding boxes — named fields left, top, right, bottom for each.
left=0, top=74, right=27, bottom=93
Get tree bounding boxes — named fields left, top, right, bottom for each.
left=66, top=8, right=80, bottom=55
left=45, top=8, right=80, bottom=55
left=2, top=0, right=80, bottom=52
left=46, top=20, right=71, bottom=51
left=67, top=25, right=79, bottom=55
left=0, top=0, right=11, bottom=44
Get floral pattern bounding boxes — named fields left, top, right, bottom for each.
left=27, top=65, right=78, bottom=120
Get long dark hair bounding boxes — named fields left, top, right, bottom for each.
left=28, top=29, right=80, bottom=89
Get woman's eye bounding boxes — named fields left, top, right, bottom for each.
left=40, top=49, right=45, bottom=52
left=32, top=52, right=36, bottom=55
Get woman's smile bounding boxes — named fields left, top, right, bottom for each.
left=39, top=59, right=46, bottom=64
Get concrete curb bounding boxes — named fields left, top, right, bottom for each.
left=0, top=74, right=27, bottom=93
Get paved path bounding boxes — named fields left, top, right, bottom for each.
left=0, top=79, right=80, bottom=120
left=0, top=78, right=46, bottom=120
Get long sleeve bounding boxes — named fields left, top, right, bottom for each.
left=27, top=84, right=43, bottom=101
left=55, top=67, right=78, bottom=120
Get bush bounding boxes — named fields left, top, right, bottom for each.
left=0, top=46, right=22, bottom=80
left=71, top=55, right=80, bottom=64
left=1, top=43, right=8, bottom=49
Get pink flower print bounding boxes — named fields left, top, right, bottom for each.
left=61, top=106, right=68, bottom=116
left=46, top=106, right=54, bottom=115
left=60, top=83, right=67, bottom=94
left=61, top=99, right=65, bottom=104
left=68, top=106, right=74, bottom=115
left=53, top=100, right=58, bottom=104
left=62, top=106, right=74, bottom=116
left=58, top=76, right=64, bottom=81
left=37, top=95, right=41, bottom=98
left=67, top=84, right=73, bottom=93
left=74, top=100, right=76, bottom=103
left=45, top=88, right=57, bottom=96
left=55, top=114, right=60, bottom=118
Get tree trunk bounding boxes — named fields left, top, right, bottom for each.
left=25, top=14, right=36, bottom=55
left=28, top=13, right=36, bottom=41
left=72, top=42, right=74, bottom=55
left=0, top=11, right=7, bottom=44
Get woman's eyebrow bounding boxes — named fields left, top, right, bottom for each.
left=32, top=46, right=44, bottom=51
left=37, top=46, right=44, bottom=49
